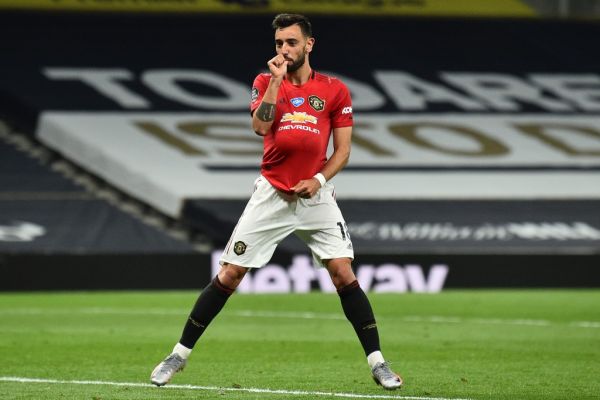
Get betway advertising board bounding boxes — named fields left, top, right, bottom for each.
left=0, top=14, right=598, bottom=218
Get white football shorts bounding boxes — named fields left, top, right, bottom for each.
left=220, top=175, right=354, bottom=269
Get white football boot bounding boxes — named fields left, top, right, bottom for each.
left=150, top=353, right=186, bottom=386
left=371, top=362, right=403, bottom=390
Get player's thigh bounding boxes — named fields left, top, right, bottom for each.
left=297, top=224, right=354, bottom=268
left=220, top=177, right=296, bottom=269
left=296, top=183, right=354, bottom=266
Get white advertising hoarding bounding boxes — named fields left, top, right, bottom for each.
left=38, top=111, right=600, bottom=217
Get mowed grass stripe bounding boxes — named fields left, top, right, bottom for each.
left=0, top=307, right=598, bottom=329
left=1, top=291, right=598, bottom=400
left=0, top=376, right=473, bottom=400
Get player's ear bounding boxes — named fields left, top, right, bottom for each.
left=306, top=37, right=315, bottom=53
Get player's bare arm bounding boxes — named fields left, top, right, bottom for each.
left=291, top=126, right=352, bottom=198
left=255, top=101, right=276, bottom=123
left=252, top=55, right=287, bottom=136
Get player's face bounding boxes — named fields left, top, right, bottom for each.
left=274, top=24, right=314, bottom=73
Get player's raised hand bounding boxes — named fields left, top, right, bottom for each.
left=268, top=55, right=287, bottom=81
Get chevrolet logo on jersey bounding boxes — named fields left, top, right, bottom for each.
left=280, top=112, right=317, bottom=124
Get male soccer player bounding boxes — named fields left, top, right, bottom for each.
left=151, top=13, right=402, bottom=390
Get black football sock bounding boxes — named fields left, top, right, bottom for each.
left=338, top=280, right=381, bottom=356
left=179, top=276, right=234, bottom=349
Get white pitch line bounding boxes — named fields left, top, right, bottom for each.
left=229, top=311, right=599, bottom=330
left=570, top=321, right=600, bottom=328
left=0, top=307, right=599, bottom=329
left=0, top=376, right=473, bottom=400
left=233, top=309, right=346, bottom=320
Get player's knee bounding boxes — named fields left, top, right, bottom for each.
left=325, top=258, right=356, bottom=289
left=218, top=263, right=248, bottom=289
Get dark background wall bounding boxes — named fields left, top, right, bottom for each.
left=1, top=11, right=599, bottom=290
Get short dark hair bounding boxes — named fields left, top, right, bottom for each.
left=272, top=14, right=312, bottom=37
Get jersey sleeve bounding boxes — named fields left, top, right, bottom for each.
left=250, top=73, right=270, bottom=115
left=330, top=81, right=353, bottom=129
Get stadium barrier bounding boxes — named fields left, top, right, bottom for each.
left=1, top=12, right=599, bottom=290
left=3, top=251, right=599, bottom=291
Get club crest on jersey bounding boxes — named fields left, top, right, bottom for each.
left=290, top=97, right=305, bottom=107
left=233, top=241, right=247, bottom=255
left=251, top=87, right=259, bottom=103
left=308, top=95, right=325, bottom=111
left=280, top=111, right=317, bottom=124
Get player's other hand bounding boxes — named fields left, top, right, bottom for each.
left=268, top=55, right=287, bottom=81
left=291, top=178, right=321, bottom=199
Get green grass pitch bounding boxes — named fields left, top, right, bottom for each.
left=0, top=290, right=598, bottom=400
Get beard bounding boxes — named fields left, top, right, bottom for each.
left=286, top=51, right=306, bottom=73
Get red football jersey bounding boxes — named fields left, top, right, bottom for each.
left=250, top=70, right=353, bottom=193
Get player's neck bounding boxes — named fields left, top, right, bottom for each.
left=286, top=63, right=312, bottom=86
